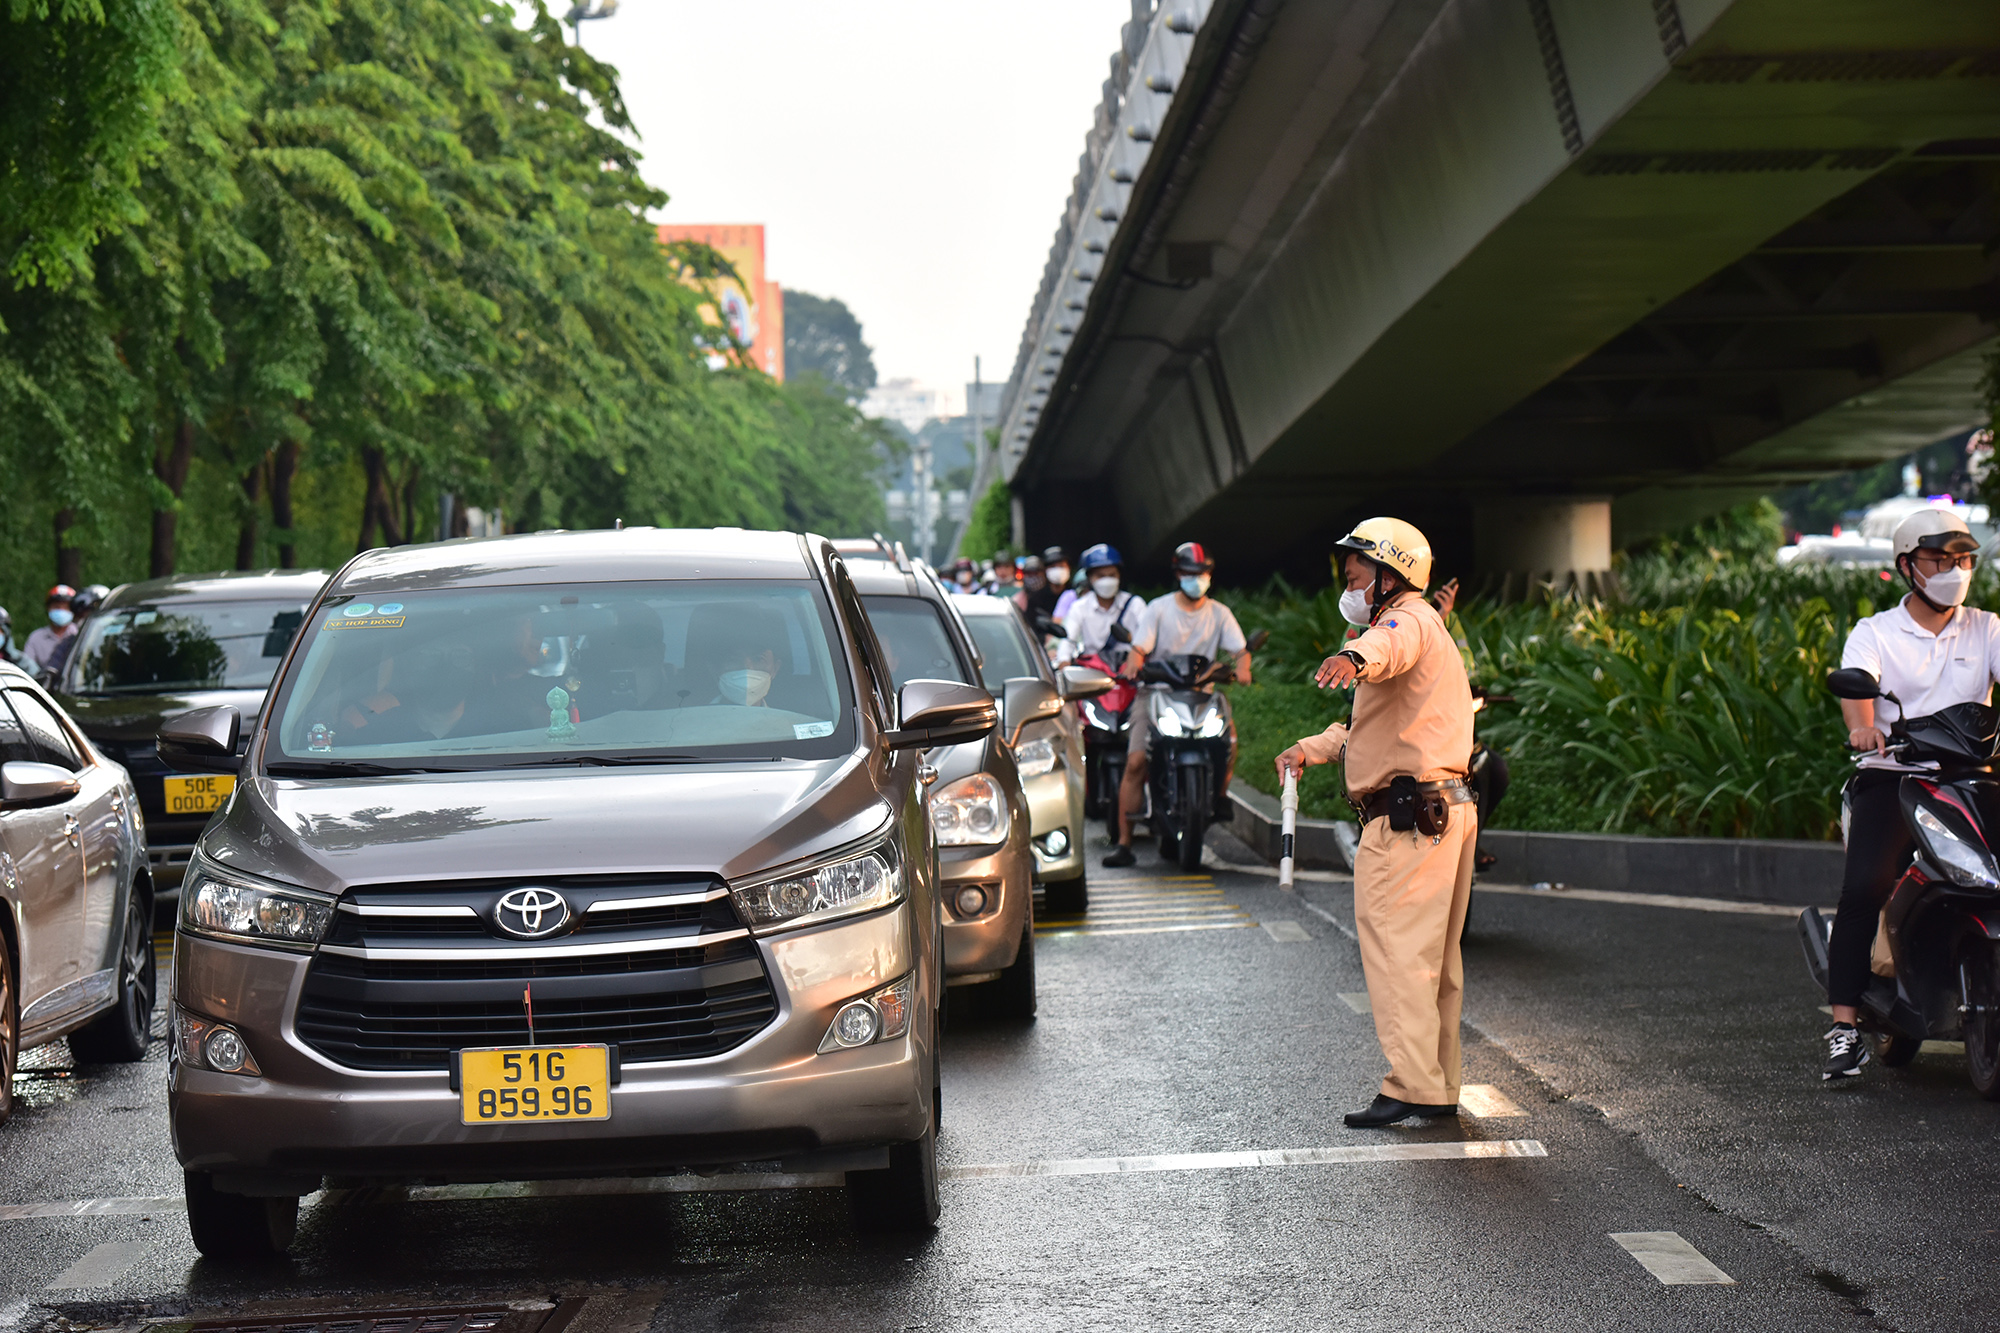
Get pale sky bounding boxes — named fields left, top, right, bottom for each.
left=572, top=0, right=1134, bottom=416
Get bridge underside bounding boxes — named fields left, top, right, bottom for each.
left=1012, top=0, right=1999, bottom=585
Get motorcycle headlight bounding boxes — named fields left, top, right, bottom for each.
left=1913, top=805, right=2000, bottom=889
left=1154, top=709, right=1185, bottom=737
left=1195, top=711, right=1229, bottom=738
left=179, top=858, right=334, bottom=951
left=1014, top=737, right=1058, bottom=778
left=930, top=772, right=1011, bottom=846
left=731, top=842, right=904, bottom=933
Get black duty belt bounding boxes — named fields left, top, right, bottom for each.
left=1353, top=778, right=1473, bottom=824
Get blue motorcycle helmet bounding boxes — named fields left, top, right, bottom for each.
left=1080, top=543, right=1122, bottom=573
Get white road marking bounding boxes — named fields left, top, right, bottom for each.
left=947, top=1140, right=1547, bottom=1179
left=1037, top=921, right=1259, bottom=938
left=0, top=1196, right=180, bottom=1221
left=1480, top=884, right=1801, bottom=918
left=1262, top=920, right=1311, bottom=942
left=47, top=1240, right=150, bottom=1290
left=1458, top=1084, right=1525, bottom=1118
left=1338, top=991, right=1372, bottom=1014
left=1921, top=1040, right=1965, bottom=1055
left=1609, top=1231, right=1737, bottom=1285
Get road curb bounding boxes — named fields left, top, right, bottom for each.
left=1227, top=782, right=1840, bottom=906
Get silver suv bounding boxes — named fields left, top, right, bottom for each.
left=163, top=529, right=993, bottom=1256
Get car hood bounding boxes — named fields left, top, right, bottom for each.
left=200, top=753, right=894, bottom=894
left=57, top=688, right=269, bottom=743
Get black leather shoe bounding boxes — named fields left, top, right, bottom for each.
left=1343, top=1095, right=1459, bottom=1128
left=1102, top=844, right=1136, bottom=868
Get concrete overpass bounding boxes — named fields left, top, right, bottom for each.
left=995, top=0, right=2000, bottom=590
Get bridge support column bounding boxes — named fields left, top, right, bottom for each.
left=1473, top=497, right=1618, bottom=602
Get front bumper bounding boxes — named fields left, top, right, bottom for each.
left=939, top=829, right=1033, bottom=980
left=1023, top=767, right=1082, bottom=883
left=169, top=905, right=930, bottom=1186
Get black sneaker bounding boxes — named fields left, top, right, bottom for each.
left=1102, top=844, right=1136, bottom=868
left=1822, top=1024, right=1868, bottom=1081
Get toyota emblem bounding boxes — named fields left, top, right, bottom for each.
left=494, top=887, right=571, bottom=939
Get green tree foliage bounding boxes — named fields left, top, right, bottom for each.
left=781, top=289, right=876, bottom=399
left=0, top=0, right=894, bottom=623
left=958, top=479, right=1013, bottom=559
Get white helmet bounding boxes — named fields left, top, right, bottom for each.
left=1891, top=508, right=1977, bottom=564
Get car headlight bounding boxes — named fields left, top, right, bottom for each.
left=1014, top=737, right=1058, bottom=778
left=1195, top=711, right=1229, bottom=738
left=179, top=858, right=333, bottom=951
left=1913, top=805, right=2000, bottom=888
left=730, top=843, right=904, bottom=933
left=1154, top=709, right=1185, bottom=737
left=930, top=772, right=1011, bottom=846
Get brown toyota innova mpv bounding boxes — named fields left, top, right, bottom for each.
left=161, top=528, right=993, bottom=1257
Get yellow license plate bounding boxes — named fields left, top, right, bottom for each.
left=458, top=1045, right=610, bottom=1125
left=162, top=774, right=235, bottom=814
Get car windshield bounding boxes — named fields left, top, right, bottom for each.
left=861, top=596, right=971, bottom=691
left=961, top=612, right=1041, bottom=691
left=267, top=581, right=853, bottom=769
left=68, top=599, right=309, bottom=695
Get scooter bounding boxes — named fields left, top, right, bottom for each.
left=1135, top=628, right=1269, bottom=872
left=1799, top=666, right=2000, bottom=1098
left=1036, top=615, right=1138, bottom=832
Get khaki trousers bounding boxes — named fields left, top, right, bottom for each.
left=1353, top=808, right=1478, bottom=1105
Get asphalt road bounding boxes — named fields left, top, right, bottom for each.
left=0, top=836, right=1992, bottom=1332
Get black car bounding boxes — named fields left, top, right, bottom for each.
left=55, top=570, right=327, bottom=898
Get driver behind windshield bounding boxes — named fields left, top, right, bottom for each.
left=705, top=613, right=785, bottom=707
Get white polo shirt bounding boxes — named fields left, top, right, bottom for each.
left=1840, top=598, right=2000, bottom=769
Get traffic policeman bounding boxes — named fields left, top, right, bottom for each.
left=1275, top=518, right=1477, bottom=1127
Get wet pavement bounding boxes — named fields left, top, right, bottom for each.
left=0, top=838, right=1992, bottom=1331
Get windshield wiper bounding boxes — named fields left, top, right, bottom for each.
left=264, top=760, right=453, bottom=778
left=499, top=753, right=718, bottom=768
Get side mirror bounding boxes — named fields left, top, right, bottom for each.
left=157, top=705, right=242, bottom=774
left=1034, top=613, right=1067, bottom=639
left=1001, top=677, right=1063, bottom=745
left=1825, top=668, right=1883, bottom=701
left=1057, top=665, right=1115, bottom=701
left=1, top=761, right=81, bottom=808
left=1245, top=628, right=1271, bottom=652
left=886, top=679, right=998, bottom=751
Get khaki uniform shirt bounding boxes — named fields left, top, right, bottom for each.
left=1295, top=591, right=1474, bottom=796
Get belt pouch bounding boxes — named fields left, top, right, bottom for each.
left=1386, top=775, right=1419, bottom=832
left=1416, top=792, right=1450, bottom=838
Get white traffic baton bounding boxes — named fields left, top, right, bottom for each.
left=1278, top=767, right=1299, bottom=891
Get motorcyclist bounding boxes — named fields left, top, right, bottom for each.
left=23, top=584, right=77, bottom=675
left=45, top=583, right=108, bottom=678
left=1015, top=555, right=1060, bottom=623
left=948, top=558, right=978, bottom=594
left=1045, top=547, right=1078, bottom=621
left=1104, top=541, right=1250, bottom=867
left=0, top=607, right=29, bottom=669
left=1821, top=508, right=2000, bottom=1081
left=1057, top=544, right=1146, bottom=667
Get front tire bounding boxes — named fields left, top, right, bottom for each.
left=989, top=921, right=1036, bottom=1020
left=1042, top=872, right=1086, bottom=917
left=848, top=1124, right=940, bottom=1233
left=1961, top=938, right=2000, bottom=1100
left=0, top=939, right=17, bottom=1127
left=184, top=1172, right=297, bottom=1260
left=70, top=890, right=155, bottom=1064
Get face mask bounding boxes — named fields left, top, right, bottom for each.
left=47, top=609, right=73, bottom=628
left=719, top=669, right=771, bottom=706
left=1049, top=567, right=1070, bottom=588
left=1025, top=573, right=1045, bottom=590
left=1339, top=587, right=1373, bottom=627
left=1179, top=574, right=1211, bottom=600
left=1091, top=575, right=1120, bottom=600
left=1921, top=566, right=1972, bottom=608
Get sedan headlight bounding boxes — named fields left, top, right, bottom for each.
left=1014, top=737, right=1058, bottom=778
left=1913, top=805, right=2000, bottom=888
left=930, top=772, right=1010, bottom=846
left=179, top=858, right=333, bottom=951
left=730, top=843, right=904, bottom=932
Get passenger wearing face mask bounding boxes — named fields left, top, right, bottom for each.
left=23, top=584, right=78, bottom=674
left=1055, top=544, right=1146, bottom=666
left=1106, top=542, right=1249, bottom=866
left=1821, top=508, right=2000, bottom=1082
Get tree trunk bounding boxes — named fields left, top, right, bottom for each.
left=236, top=454, right=266, bottom=570
left=272, top=440, right=300, bottom=568
left=151, top=418, right=196, bottom=578
left=53, top=508, right=82, bottom=587
left=357, top=446, right=403, bottom=552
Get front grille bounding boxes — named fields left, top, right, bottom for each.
left=295, top=877, right=778, bottom=1072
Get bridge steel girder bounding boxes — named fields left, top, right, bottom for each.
left=1010, top=0, right=2000, bottom=583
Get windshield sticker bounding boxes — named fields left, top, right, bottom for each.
left=794, top=720, right=835, bottom=739
left=376, top=602, right=404, bottom=615
left=325, top=613, right=406, bottom=630
left=307, top=723, right=334, bottom=752
left=343, top=604, right=375, bottom=617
